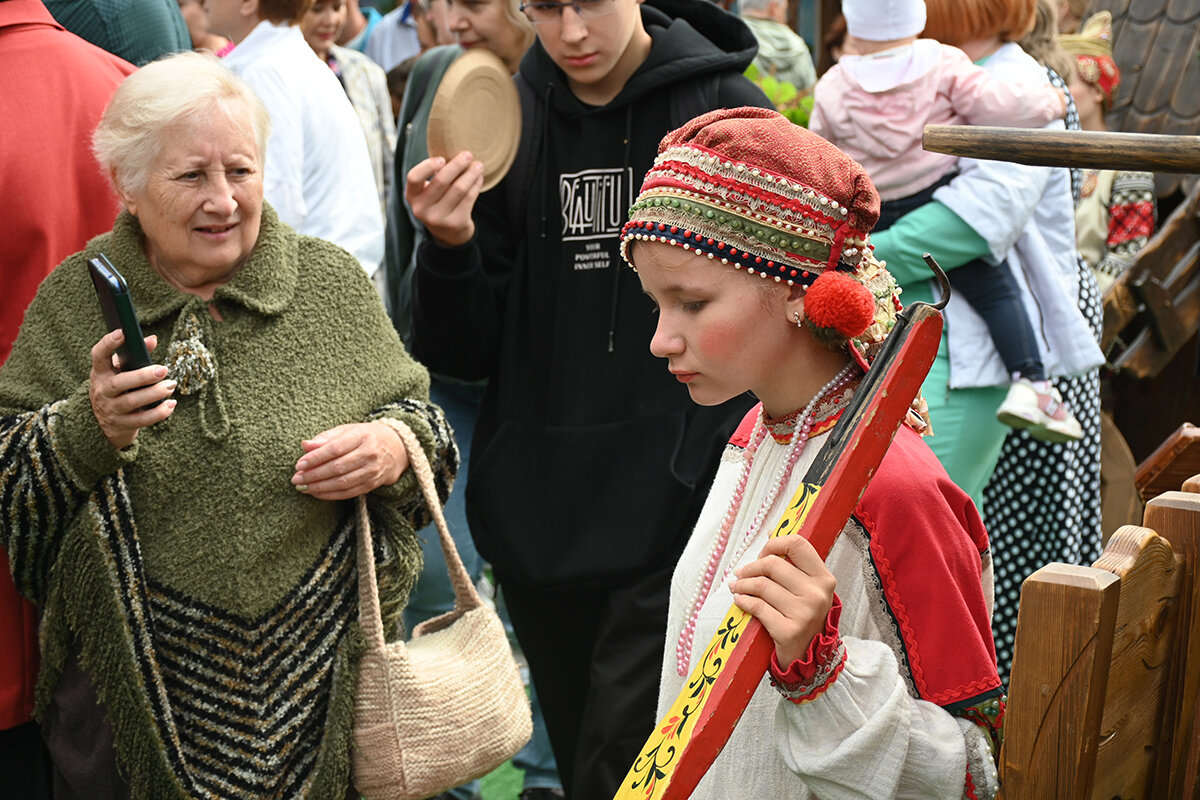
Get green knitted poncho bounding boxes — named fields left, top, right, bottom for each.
left=0, top=205, right=457, bottom=798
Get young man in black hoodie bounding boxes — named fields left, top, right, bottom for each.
left=405, top=1, right=769, bottom=796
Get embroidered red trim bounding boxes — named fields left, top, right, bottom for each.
left=964, top=768, right=979, bottom=800
left=772, top=646, right=847, bottom=706
left=767, top=597, right=845, bottom=704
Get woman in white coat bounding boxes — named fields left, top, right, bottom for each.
left=868, top=0, right=1105, bottom=685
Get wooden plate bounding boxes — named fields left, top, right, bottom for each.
left=427, top=48, right=521, bottom=193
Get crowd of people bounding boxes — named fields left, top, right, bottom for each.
left=0, top=0, right=1160, bottom=798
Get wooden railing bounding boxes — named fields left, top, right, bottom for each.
left=1001, top=479, right=1200, bottom=797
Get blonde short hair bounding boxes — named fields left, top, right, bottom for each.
left=505, top=0, right=536, bottom=53
left=93, top=51, right=271, bottom=195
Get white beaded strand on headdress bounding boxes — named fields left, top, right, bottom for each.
left=675, top=361, right=858, bottom=676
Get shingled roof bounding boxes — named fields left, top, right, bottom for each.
left=1093, top=0, right=1200, bottom=196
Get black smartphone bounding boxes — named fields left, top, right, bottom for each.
left=88, top=253, right=155, bottom=374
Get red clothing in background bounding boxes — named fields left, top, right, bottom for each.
left=0, top=0, right=133, bottom=730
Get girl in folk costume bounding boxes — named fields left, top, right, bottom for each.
left=620, top=107, right=1005, bottom=800
left=1060, top=11, right=1157, bottom=292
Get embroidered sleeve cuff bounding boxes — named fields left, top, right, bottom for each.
left=768, top=595, right=846, bottom=705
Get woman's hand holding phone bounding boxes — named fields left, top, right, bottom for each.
left=90, top=330, right=177, bottom=450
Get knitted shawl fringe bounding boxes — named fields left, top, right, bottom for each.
left=34, top=479, right=389, bottom=799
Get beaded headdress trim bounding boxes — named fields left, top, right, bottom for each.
left=621, top=195, right=839, bottom=288
left=619, top=142, right=902, bottom=362
left=618, top=144, right=873, bottom=281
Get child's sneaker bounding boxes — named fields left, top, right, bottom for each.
left=995, top=378, right=1083, bottom=443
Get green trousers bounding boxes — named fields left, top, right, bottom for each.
left=906, top=282, right=1009, bottom=514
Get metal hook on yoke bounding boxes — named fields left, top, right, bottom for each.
left=922, top=253, right=951, bottom=311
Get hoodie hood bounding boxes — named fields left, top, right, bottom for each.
left=521, top=0, right=759, bottom=117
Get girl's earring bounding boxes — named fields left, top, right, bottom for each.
left=793, top=311, right=804, bottom=329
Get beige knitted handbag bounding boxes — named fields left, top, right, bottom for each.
left=352, top=419, right=532, bottom=800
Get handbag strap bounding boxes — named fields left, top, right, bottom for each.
left=356, top=417, right=481, bottom=649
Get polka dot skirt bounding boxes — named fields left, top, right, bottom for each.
left=983, top=255, right=1103, bottom=687
left=983, top=67, right=1102, bottom=687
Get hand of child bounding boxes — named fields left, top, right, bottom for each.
left=1055, top=87, right=1068, bottom=119
left=728, top=534, right=836, bottom=667
left=405, top=151, right=485, bottom=248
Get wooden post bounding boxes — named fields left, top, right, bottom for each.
left=1091, top=526, right=1181, bottom=798
left=1001, top=565, right=1119, bottom=799
left=1142, top=491, right=1200, bottom=799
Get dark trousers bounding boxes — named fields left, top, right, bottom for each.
left=41, top=638, right=130, bottom=800
left=497, top=563, right=674, bottom=800
left=878, top=175, right=1046, bottom=381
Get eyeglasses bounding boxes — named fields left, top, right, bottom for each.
left=519, top=0, right=614, bottom=25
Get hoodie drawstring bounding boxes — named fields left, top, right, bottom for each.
left=538, top=84, right=553, bottom=240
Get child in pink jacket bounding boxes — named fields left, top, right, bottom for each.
left=810, top=0, right=1083, bottom=443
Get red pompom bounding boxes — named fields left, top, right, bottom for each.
left=804, top=271, right=875, bottom=339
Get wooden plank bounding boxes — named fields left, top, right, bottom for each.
left=1143, top=492, right=1200, bottom=798
left=1113, top=269, right=1200, bottom=379
left=1129, top=181, right=1200, bottom=285
left=1091, top=526, right=1181, bottom=799
left=1000, top=564, right=1119, bottom=800
left=1135, top=423, right=1200, bottom=502
left=1182, top=474, right=1200, bottom=493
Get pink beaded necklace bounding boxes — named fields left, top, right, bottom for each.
left=675, top=362, right=858, bottom=676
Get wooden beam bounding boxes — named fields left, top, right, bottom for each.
left=922, top=126, right=1200, bottom=173
left=1135, top=423, right=1200, bottom=502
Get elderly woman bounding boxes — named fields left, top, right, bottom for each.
left=0, top=52, right=455, bottom=799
